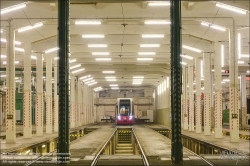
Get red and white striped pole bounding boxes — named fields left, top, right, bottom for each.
left=23, top=42, right=32, bottom=138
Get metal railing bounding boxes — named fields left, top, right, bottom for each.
left=132, top=127, right=150, bottom=166
left=90, top=127, right=118, bottom=166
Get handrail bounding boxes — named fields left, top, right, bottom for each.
left=132, top=127, right=150, bottom=166
left=184, top=148, right=215, bottom=166
left=90, top=127, right=118, bottom=166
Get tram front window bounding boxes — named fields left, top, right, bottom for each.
left=119, top=106, right=129, bottom=116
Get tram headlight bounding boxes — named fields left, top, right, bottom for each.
left=118, top=116, right=121, bottom=120
left=129, top=116, right=133, bottom=120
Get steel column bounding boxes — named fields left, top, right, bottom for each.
left=170, top=0, right=183, bottom=163
left=6, top=22, right=16, bottom=143
left=214, top=42, right=222, bottom=138
left=195, top=58, right=202, bottom=133
left=23, top=42, right=32, bottom=138
left=203, top=53, right=211, bottom=135
left=36, top=53, right=43, bottom=136
left=229, top=24, right=239, bottom=142
left=57, top=0, right=70, bottom=163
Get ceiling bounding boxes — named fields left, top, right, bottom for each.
left=0, top=0, right=249, bottom=91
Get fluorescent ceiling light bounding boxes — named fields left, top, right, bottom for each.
left=14, top=41, right=22, bottom=45
left=1, top=55, right=6, bottom=58
left=133, top=79, right=143, bottom=81
left=111, top=87, right=119, bottom=89
left=18, top=22, right=43, bottom=32
left=15, top=47, right=24, bottom=52
left=105, top=77, right=116, bottom=79
left=180, top=54, right=193, bottom=60
left=31, top=55, right=37, bottom=60
left=221, top=70, right=225, bottom=72
left=238, top=60, right=244, bottom=64
left=82, top=34, right=104, bottom=38
left=142, top=34, right=164, bottom=38
left=85, top=80, right=95, bottom=84
left=110, top=84, right=118, bottom=87
left=45, top=47, right=59, bottom=53
left=1, top=38, right=22, bottom=45
left=201, top=21, right=226, bottom=31
left=79, top=75, right=91, bottom=80
left=1, top=38, right=6, bottom=42
left=144, top=20, right=171, bottom=24
left=180, top=62, right=187, bottom=65
left=88, top=82, right=97, bottom=86
left=96, top=58, right=111, bottom=61
left=223, top=79, right=230, bottom=82
left=3, top=61, right=19, bottom=64
left=182, top=45, right=202, bottom=53
left=221, top=81, right=226, bottom=84
left=148, top=2, right=170, bottom=6
left=88, top=44, right=107, bottom=48
left=75, top=21, right=101, bottom=25
left=1, top=3, right=26, bottom=15
left=82, top=77, right=93, bottom=82
left=102, top=71, right=115, bottom=74
left=133, top=76, right=144, bottom=79
left=69, top=59, right=76, bottom=63
left=0, top=29, right=3, bottom=33
left=137, top=58, right=153, bottom=61
left=94, top=87, right=102, bottom=91
left=216, top=2, right=247, bottom=15
left=138, top=52, right=155, bottom=55
left=92, top=52, right=109, bottom=55
left=0, top=75, right=6, bottom=77
left=140, top=44, right=160, bottom=47
left=133, top=82, right=141, bottom=85
left=106, top=79, right=117, bottom=81
left=70, top=64, right=81, bottom=70
left=240, top=54, right=249, bottom=58
left=72, top=68, right=85, bottom=74
left=54, top=57, right=59, bottom=60
left=247, top=70, right=250, bottom=73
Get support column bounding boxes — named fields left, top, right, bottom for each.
left=204, top=53, right=211, bottom=135
left=229, top=25, right=239, bottom=142
left=77, top=81, right=82, bottom=126
left=70, top=75, right=75, bottom=128
left=214, top=42, right=223, bottom=138
left=6, top=23, right=16, bottom=143
left=195, top=58, right=202, bottom=133
left=211, top=73, right=215, bottom=128
left=36, top=53, right=43, bottom=136
left=75, top=80, right=79, bottom=127
left=241, top=74, right=247, bottom=128
left=0, top=92, right=2, bottom=125
left=170, top=0, right=183, bottom=163
left=58, top=0, right=70, bottom=162
left=23, top=42, right=32, bottom=138
left=188, top=65, right=194, bottom=131
left=46, top=56, right=53, bottom=134
left=183, top=67, right=188, bottom=130
left=53, top=59, right=58, bottom=132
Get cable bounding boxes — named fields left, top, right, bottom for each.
left=22, top=9, right=56, bottom=47
left=185, top=8, right=220, bottom=55
left=119, top=0, right=127, bottom=63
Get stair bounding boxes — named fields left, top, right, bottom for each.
left=115, top=143, right=134, bottom=155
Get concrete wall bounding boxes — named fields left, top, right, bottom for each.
left=155, top=108, right=171, bottom=128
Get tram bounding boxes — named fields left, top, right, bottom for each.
left=115, top=98, right=134, bottom=125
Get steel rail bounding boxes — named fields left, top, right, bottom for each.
left=90, top=126, right=118, bottom=166
left=23, top=150, right=57, bottom=166
left=132, top=127, right=150, bottom=166
left=184, top=147, right=216, bottom=166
